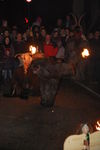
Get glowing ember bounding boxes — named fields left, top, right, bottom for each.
left=82, top=48, right=90, bottom=58
left=96, top=121, right=100, bottom=131
left=29, top=45, right=37, bottom=55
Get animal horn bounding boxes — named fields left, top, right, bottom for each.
left=69, top=13, right=78, bottom=27
left=78, top=13, right=85, bottom=27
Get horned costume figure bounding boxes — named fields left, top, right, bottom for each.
left=10, top=52, right=74, bottom=107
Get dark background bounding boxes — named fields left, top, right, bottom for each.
left=0, top=0, right=100, bottom=30
left=0, top=0, right=73, bottom=26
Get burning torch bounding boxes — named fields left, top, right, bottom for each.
left=81, top=48, right=90, bottom=59
left=29, top=45, right=37, bottom=55
left=96, top=120, right=100, bottom=131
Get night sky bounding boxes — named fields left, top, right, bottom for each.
left=0, top=0, right=73, bottom=26
left=0, top=0, right=100, bottom=30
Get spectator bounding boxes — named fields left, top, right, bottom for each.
left=0, top=13, right=100, bottom=85
left=2, top=36, right=14, bottom=59
left=60, top=28, right=66, bottom=47
left=40, top=27, right=47, bottom=52
left=25, top=29, right=34, bottom=52
left=27, top=30, right=34, bottom=44
left=65, top=28, right=70, bottom=42
left=65, top=15, right=72, bottom=28
left=32, top=16, right=42, bottom=28
left=56, top=18, right=63, bottom=32
left=13, top=33, right=25, bottom=54
left=43, top=34, right=58, bottom=57
left=40, top=27, right=46, bottom=42
left=87, top=32, right=94, bottom=43
left=33, top=31, right=42, bottom=52
left=0, top=20, right=9, bottom=34
left=2, top=36, right=15, bottom=81
left=52, top=29, right=60, bottom=46
left=3, top=29, right=10, bottom=38
left=11, top=26, right=17, bottom=42
left=56, top=40, right=65, bottom=59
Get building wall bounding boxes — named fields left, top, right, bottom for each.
left=72, top=0, right=85, bottom=18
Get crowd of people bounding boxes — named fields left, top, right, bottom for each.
left=0, top=15, right=100, bottom=88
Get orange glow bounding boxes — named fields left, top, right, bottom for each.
left=21, top=53, right=32, bottom=74
left=82, top=48, right=90, bottom=58
left=96, top=121, right=100, bottom=131
left=29, top=45, right=37, bottom=55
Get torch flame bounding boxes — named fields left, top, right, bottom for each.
left=29, top=45, right=37, bottom=55
left=82, top=48, right=90, bottom=58
left=96, top=121, right=100, bottom=131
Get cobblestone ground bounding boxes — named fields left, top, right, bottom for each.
left=0, top=80, right=100, bottom=150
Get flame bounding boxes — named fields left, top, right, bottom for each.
left=26, top=0, right=32, bottom=3
left=82, top=48, right=90, bottom=58
left=96, top=121, right=100, bottom=131
left=29, top=45, right=37, bottom=55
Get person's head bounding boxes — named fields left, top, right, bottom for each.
left=94, top=31, right=100, bottom=39
left=2, top=20, right=8, bottom=28
left=36, top=16, right=42, bottom=25
left=33, top=26, right=40, bottom=33
left=29, top=30, right=34, bottom=37
left=57, top=18, right=63, bottom=27
left=12, top=26, right=17, bottom=30
left=16, top=33, right=22, bottom=42
left=87, top=32, right=94, bottom=40
left=40, top=28, right=46, bottom=38
left=60, top=28, right=66, bottom=37
left=53, top=29, right=59, bottom=38
left=34, top=31, right=40, bottom=39
left=11, top=27, right=17, bottom=39
left=65, top=28, right=70, bottom=36
left=70, top=31, right=74, bottom=37
left=23, top=32, right=27, bottom=41
left=4, top=36, right=11, bottom=46
left=4, top=29, right=10, bottom=37
left=45, top=34, right=51, bottom=44
left=66, top=15, right=70, bottom=21
left=12, top=29, right=17, bottom=37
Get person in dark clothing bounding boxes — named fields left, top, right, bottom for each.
left=0, top=20, right=9, bottom=35
left=33, top=31, right=42, bottom=52
left=40, top=27, right=47, bottom=52
left=3, top=36, right=14, bottom=58
left=11, top=26, right=18, bottom=42
left=13, top=33, right=25, bottom=55
left=65, top=15, right=72, bottom=28
left=2, top=36, right=15, bottom=82
left=24, top=30, right=34, bottom=52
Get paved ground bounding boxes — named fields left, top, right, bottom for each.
left=0, top=79, right=100, bottom=150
